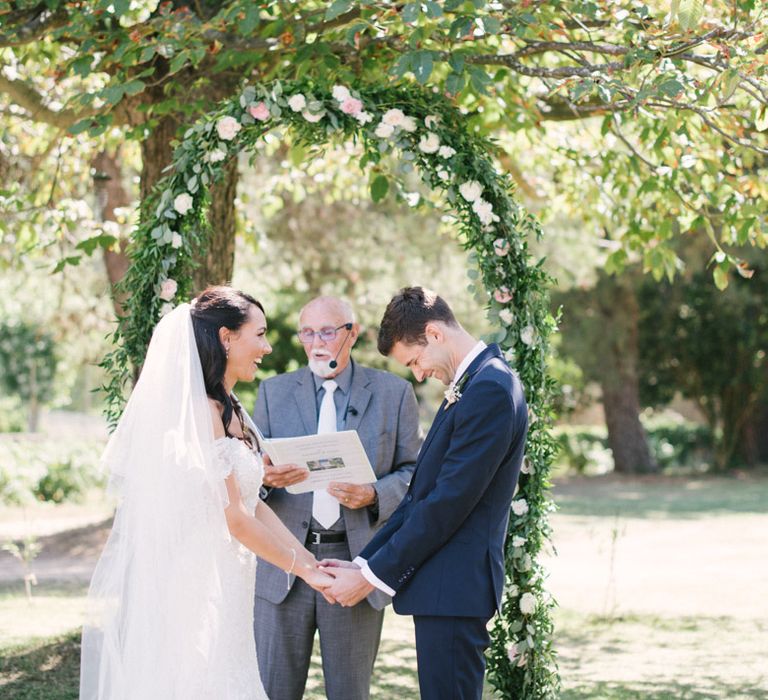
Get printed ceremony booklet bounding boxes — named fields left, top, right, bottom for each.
left=250, top=422, right=376, bottom=494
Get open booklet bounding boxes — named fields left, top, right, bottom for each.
left=247, top=418, right=376, bottom=495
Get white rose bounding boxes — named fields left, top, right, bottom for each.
left=506, top=584, right=519, bottom=598
left=332, top=85, right=351, bottom=102
left=520, top=325, right=536, bottom=346
left=499, top=308, right=514, bottom=325
left=171, top=232, right=183, bottom=249
left=216, top=116, right=241, bottom=141
left=506, top=643, right=518, bottom=663
left=418, top=133, right=441, bottom=154
left=159, top=278, right=178, bottom=302
left=205, top=148, right=227, bottom=163
left=425, top=114, right=440, bottom=129
left=472, top=198, right=495, bottom=226
left=459, top=180, right=483, bottom=202
left=400, top=116, right=417, bottom=132
left=382, top=108, right=405, bottom=126
left=512, top=499, right=529, bottom=516
left=519, top=592, right=536, bottom=615
left=302, top=109, right=325, bottom=123
left=375, top=122, right=395, bottom=138
left=437, top=169, right=450, bottom=182
left=173, top=193, right=193, bottom=215
left=520, top=553, right=532, bottom=571
left=288, top=93, right=307, bottom=112
left=354, top=110, right=373, bottom=124
left=521, top=457, right=534, bottom=475
left=438, top=145, right=456, bottom=158
left=512, top=536, right=526, bottom=548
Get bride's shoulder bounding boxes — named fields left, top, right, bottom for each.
left=208, top=398, right=226, bottom=439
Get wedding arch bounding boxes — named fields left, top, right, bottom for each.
left=102, top=79, right=559, bottom=699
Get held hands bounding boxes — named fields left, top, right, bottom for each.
left=262, top=454, right=310, bottom=488
left=327, top=482, right=376, bottom=509
left=298, top=561, right=335, bottom=592
left=318, top=559, right=374, bottom=607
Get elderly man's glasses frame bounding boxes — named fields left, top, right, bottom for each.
left=296, top=323, right=353, bottom=344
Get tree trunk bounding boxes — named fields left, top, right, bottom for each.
left=92, top=150, right=131, bottom=317
left=596, top=273, right=658, bottom=474
left=193, top=157, right=238, bottom=291
left=140, top=113, right=238, bottom=291
left=739, top=398, right=768, bottom=466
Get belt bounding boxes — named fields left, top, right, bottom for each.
left=307, top=530, right=347, bottom=545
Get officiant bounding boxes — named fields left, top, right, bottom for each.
left=252, top=295, right=421, bottom=700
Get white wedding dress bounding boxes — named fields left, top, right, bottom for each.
left=209, top=437, right=269, bottom=699
left=80, top=304, right=271, bottom=700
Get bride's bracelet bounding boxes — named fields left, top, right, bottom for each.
left=285, top=547, right=297, bottom=590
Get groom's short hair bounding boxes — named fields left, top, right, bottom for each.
left=377, top=286, right=458, bottom=355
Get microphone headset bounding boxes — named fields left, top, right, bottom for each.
left=329, top=323, right=354, bottom=370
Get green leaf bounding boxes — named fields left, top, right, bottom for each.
left=76, top=234, right=118, bottom=256
left=424, top=1, right=443, bottom=18
left=678, top=0, right=704, bottom=31
left=413, top=50, right=434, bottom=84
left=370, top=175, right=389, bottom=203
left=102, top=84, right=125, bottom=106
left=169, top=51, right=190, bottom=75
left=469, top=67, right=492, bottom=95
left=657, top=79, right=684, bottom=98
left=713, top=264, right=729, bottom=290
left=241, top=5, right=261, bottom=34
left=402, top=2, right=420, bottom=23
left=52, top=256, right=81, bottom=273
left=445, top=71, right=466, bottom=96
left=68, top=119, right=92, bottom=136
left=70, top=55, right=93, bottom=78
left=112, top=0, right=130, bottom=17
left=391, top=52, right=413, bottom=79
left=123, top=79, right=145, bottom=96
left=139, top=45, right=155, bottom=63
left=756, top=107, right=768, bottom=133
left=325, top=0, right=353, bottom=21
left=480, top=16, right=502, bottom=34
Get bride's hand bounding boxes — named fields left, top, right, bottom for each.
left=318, top=558, right=359, bottom=570
left=300, top=566, right=335, bottom=593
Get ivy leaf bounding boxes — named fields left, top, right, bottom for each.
left=370, top=174, right=389, bottom=203
left=325, top=0, right=352, bottom=20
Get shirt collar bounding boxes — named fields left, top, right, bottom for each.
left=312, top=358, right=354, bottom=395
left=452, top=341, right=487, bottom=386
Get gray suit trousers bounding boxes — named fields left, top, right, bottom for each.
left=254, top=540, right=384, bottom=700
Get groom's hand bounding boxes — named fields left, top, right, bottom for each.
left=324, top=567, right=374, bottom=607
left=318, top=558, right=358, bottom=570
left=262, top=455, right=309, bottom=488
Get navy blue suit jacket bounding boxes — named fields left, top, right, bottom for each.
left=360, top=344, right=528, bottom=618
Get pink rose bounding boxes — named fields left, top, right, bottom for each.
left=494, top=287, right=513, bottom=304
left=340, top=97, right=363, bottom=115
left=493, top=238, right=511, bottom=257
left=249, top=102, right=270, bottom=121
left=159, top=278, right=178, bottom=301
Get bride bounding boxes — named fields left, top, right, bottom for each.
left=80, top=286, right=333, bottom=699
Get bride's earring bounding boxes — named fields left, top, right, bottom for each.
left=225, top=345, right=230, bottom=359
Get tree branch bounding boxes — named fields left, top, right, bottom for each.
left=0, top=5, right=70, bottom=48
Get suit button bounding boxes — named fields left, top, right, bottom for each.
left=301, top=521, right=309, bottom=528
left=406, top=494, right=413, bottom=502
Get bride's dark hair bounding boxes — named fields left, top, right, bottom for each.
left=190, top=285, right=264, bottom=438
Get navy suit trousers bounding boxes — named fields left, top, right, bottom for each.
left=413, top=615, right=491, bottom=700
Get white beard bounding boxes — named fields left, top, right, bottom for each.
left=309, top=357, right=336, bottom=378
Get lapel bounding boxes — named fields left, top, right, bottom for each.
left=415, top=344, right=502, bottom=465
left=344, top=361, right=372, bottom=433
left=293, top=368, right=318, bottom=434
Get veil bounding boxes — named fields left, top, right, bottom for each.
left=80, top=304, right=232, bottom=699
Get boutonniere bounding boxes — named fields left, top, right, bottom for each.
left=443, top=374, right=469, bottom=409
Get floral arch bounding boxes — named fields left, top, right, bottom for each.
left=102, top=79, right=559, bottom=698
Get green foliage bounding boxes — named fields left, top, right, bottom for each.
left=102, top=78, right=559, bottom=697
left=0, top=438, right=105, bottom=506
left=554, top=420, right=714, bottom=475
left=638, top=265, right=768, bottom=468
left=0, top=320, right=57, bottom=405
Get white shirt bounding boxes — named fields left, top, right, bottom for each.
left=355, top=339, right=487, bottom=597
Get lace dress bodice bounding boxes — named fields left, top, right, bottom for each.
left=210, top=437, right=269, bottom=699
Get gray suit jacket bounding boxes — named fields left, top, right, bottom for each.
left=253, top=361, right=421, bottom=610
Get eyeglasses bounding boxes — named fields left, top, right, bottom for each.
left=297, top=323, right=353, bottom=344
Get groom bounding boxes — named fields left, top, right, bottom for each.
left=323, top=287, right=528, bottom=700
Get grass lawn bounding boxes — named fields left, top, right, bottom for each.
left=2, top=473, right=767, bottom=698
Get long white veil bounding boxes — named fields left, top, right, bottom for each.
left=80, top=304, right=232, bottom=699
